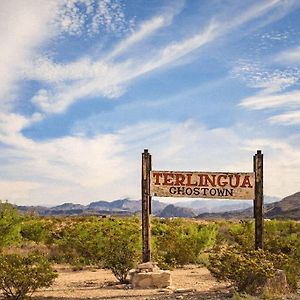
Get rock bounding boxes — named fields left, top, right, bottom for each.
left=174, top=288, right=196, bottom=293
left=131, top=273, right=153, bottom=288
left=136, top=262, right=160, bottom=272
left=264, top=269, right=289, bottom=294
left=129, top=263, right=172, bottom=289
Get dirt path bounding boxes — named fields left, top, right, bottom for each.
left=33, top=265, right=231, bottom=300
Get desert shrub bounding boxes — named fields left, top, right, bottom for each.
left=0, top=202, right=22, bottom=248
left=152, top=219, right=217, bottom=268
left=0, top=253, right=57, bottom=299
left=208, top=245, right=280, bottom=295
left=216, top=220, right=300, bottom=290
left=52, top=218, right=105, bottom=266
left=263, top=220, right=300, bottom=290
left=20, top=219, right=48, bottom=243
left=102, top=218, right=141, bottom=283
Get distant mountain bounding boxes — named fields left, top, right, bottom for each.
left=14, top=198, right=168, bottom=216
left=52, top=203, right=85, bottom=210
left=175, top=199, right=252, bottom=214
left=265, top=192, right=300, bottom=219
left=12, top=193, right=297, bottom=219
left=88, top=199, right=138, bottom=212
left=159, top=204, right=196, bottom=218
left=197, top=192, right=300, bottom=220
left=174, top=195, right=279, bottom=214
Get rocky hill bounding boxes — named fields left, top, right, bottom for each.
left=264, top=191, right=300, bottom=219
left=159, top=204, right=196, bottom=218
left=16, top=199, right=168, bottom=216
left=197, top=192, right=300, bottom=220
left=13, top=192, right=298, bottom=219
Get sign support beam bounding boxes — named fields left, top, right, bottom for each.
left=254, top=150, right=264, bottom=250
left=142, top=149, right=151, bottom=262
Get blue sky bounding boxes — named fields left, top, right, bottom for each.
left=1, top=0, right=300, bottom=206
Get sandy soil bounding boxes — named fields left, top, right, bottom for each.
left=33, top=265, right=232, bottom=300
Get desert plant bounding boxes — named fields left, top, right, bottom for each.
left=152, top=219, right=217, bottom=268
left=0, top=253, right=57, bottom=299
left=208, top=245, right=278, bottom=295
left=218, top=220, right=300, bottom=290
left=0, top=201, right=22, bottom=248
left=46, top=217, right=103, bottom=268
left=20, top=219, right=48, bottom=243
left=102, top=218, right=141, bottom=283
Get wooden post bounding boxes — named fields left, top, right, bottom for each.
left=142, top=149, right=151, bottom=262
left=254, top=150, right=264, bottom=250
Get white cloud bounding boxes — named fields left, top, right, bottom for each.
left=269, top=110, right=300, bottom=125
left=243, top=137, right=300, bottom=197
left=0, top=181, right=41, bottom=204
left=1, top=115, right=299, bottom=205
left=275, top=46, right=300, bottom=64
left=232, top=60, right=300, bottom=94
left=0, top=113, right=133, bottom=205
left=0, top=0, right=132, bottom=111
left=54, top=0, right=131, bottom=36
left=19, top=0, right=293, bottom=115
left=240, top=90, right=300, bottom=110
left=106, top=16, right=167, bottom=60
left=26, top=19, right=218, bottom=113
left=233, top=58, right=300, bottom=126
left=106, top=0, right=185, bottom=60
left=0, top=0, right=58, bottom=106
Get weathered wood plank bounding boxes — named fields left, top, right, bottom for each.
left=142, top=149, right=151, bottom=262
left=150, top=171, right=255, bottom=200
left=254, top=150, right=264, bottom=249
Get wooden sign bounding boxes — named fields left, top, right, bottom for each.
left=141, top=149, right=264, bottom=263
left=150, top=171, right=255, bottom=200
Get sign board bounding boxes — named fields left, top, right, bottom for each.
left=150, top=171, right=255, bottom=200
left=141, top=149, right=263, bottom=263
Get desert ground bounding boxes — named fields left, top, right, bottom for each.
left=32, top=265, right=232, bottom=300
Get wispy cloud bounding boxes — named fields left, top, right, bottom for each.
left=275, top=46, right=300, bottom=64
left=234, top=54, right=300, bottom=125
left=1, top=115, right=299, bottom=204
left=0, top=0, right=58, bottom=107
left=269, top=110, right=300, bottom=125
left=55, top=0, right=131, bottom=36
left=106, top=0, right=185, bottom=61
left=232, top=60, right=300, bottom=93
left=27, top=20, right=218, bottom=114
left=240, top=90, right=300, bottom=110
left=0, top=0, right=132, bottom=111
left=243, top=136, right=300, bottom=196
left=23, top=0, right=293, bottom=115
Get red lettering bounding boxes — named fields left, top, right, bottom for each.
left=217, top=175, right=228, bottom=187
left=228, top=174, right=240, bottom=188
left=175, top=173, right=186, bottom=185
left=198, top=174, right=205, bottom=186
left=186, top=174, right=197, bottom=186
left=163, top=173, right=174, bottom=186
left=152, top=172, right=162, bottom=185
left=203, top=174, right=216, bottom=187
left=241, top=175, right=253, bottom=188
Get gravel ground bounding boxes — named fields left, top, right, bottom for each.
left=32, top=265, right=232, bottom=300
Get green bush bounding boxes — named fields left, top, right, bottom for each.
left=102, top=218, right=141, bottom=282
left=208, top=246, right=279, bottom=295
left=53, top=219, right=105, bottom=266
left=152, top=219, right=217, bottom=268
left=216, top=220, right=300, bottom=290
left=0, top=253, right=57, bottom=299
left=0, top=202, right=22, bottom=248
left=20, top=219, right=48, bottom=243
